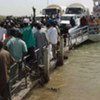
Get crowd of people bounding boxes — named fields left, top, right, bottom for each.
left=0, top=16, right=61, bottom=100
left=0, top=14, right=100, bottom=100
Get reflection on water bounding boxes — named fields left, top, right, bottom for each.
left=25, top=41, right=100, bottom=100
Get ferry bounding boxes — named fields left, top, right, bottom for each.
left=88, top=24, right=100, bottom=42
left=88, top=0, right=100, bottom=42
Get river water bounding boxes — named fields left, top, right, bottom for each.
left=25, top=41, right=100, bottom=100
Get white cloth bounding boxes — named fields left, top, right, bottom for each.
left=23, top=18, right=30, bottom=23
left=0, top=27, right=7, bottom=41
left=48, top=44, right=53, bottom=60
left=32, top=26, right=38, bottom=34
left=40, top=27, right=47, bottom=33
left=47, top=27, right=58, bottom=44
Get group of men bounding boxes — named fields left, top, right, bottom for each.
left=0, top=17, right=59, bottom=100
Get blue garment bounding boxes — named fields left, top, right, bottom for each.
left=6, top=37, right=27, bottom=61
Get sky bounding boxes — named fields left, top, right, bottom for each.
left=0, top=0, right=94, bottom=16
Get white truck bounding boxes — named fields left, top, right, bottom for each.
left=42, top=4, right=66, bottom=16
left=65, top=3, right=89, bottom=16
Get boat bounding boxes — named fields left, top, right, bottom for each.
left=88, top=27, right=100, bottom=42
left=88, top=23, right=100, bottom=41
left=89, top=33, right=100, bottom=42
left=88, top=0, right=100, bottom=42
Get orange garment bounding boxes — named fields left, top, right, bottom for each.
left=95, top=18, right=100, bottom=24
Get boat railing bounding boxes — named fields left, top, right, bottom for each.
left=88, top=24, right=100, bottom=34
left=68, top=25, right=88, bottom=45
left=9, top=45, right=50, bottom=99
left=70, top=26, right=88, bottom=39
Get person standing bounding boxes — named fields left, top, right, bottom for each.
left=80, top=16, right=88, bottom=27
left=0, top=41, right=14, bottom=100
left=0, top=22, right=7, bottom=41
left=47, top=20, right=58, bottom=60
left=6, top=29, right=28, bottom=80
left=70, top=17, right=76, bottom=27
left=34, top=22, right=48, bottom=64
left=6, top=29, right=28, bottom=61
left=20, top=18, right=36, bottom=62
